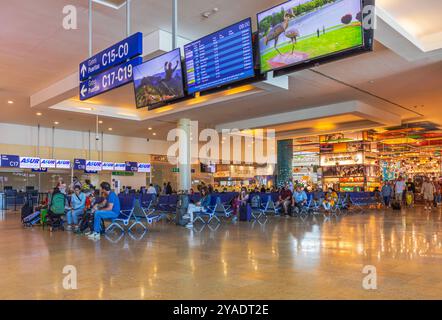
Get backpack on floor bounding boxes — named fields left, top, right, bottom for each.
left=47, top=211, right=65, bottom=231
left=391, top=200, right=401, bottom=211
left=78, top=210, right=92, bottom=232
left=21, top=198, right=34, bottom=221
left=239, top=203, right=252, bottom=221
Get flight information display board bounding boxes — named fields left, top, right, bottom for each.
left=184, top=18, right=254, bottom=94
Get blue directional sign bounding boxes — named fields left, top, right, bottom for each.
left=125, top=161, right=138, bottom=172
left=1, top=155, right=20, bottom=168
left=79, top=32, right=143, bottom=81
left=74, top=159, right=86, bottom=170
left=79, top=57, right=142, bottom=101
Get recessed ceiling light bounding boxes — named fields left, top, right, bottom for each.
left=108, top=128, right=113, bottom=131
left=153, top=133, right=157, bottom=136
left=54, top=121, right=59, bottom=125
left=148, top=127, right=153, bottom=131
left=99, top=120, right=103, bottom=124
left=36, top=112, right=42, bottom=116
left=7, top=100, right=14, bottom=104
left=202, top=7, right=219, bottom=18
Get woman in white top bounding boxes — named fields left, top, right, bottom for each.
left=421, top=177, right=435, bottom=211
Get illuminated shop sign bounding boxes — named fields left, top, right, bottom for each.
left=320, top=153, right=363, bottom=166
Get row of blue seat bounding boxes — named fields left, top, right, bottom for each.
left=119, top=191, right=378, bottom=211
left=104, top=191, right=381, bottom=233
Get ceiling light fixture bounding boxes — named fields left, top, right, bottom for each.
left=99, top=120, right=103, bottom=124
left=153, top=133, right=157, bottom=136
left=202, top=7, right=219, bottom=19
left=108, top=128, right=113, bottom=131
left=7, top=100, right=14, bottom=104
left=54, top=122, right=59, bottom=125
left=148, top=127, right=153, bottom=131
left=36, top=112, right=42, bottom=116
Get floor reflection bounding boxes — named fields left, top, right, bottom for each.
left=1, top=207, right=442, bottom=299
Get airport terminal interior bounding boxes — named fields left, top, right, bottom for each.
left=1, top=0, right=442, bottom=300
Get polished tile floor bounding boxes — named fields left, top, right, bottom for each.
left=0, top=207, right=441, bottom=300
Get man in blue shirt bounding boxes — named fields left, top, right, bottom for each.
left=88, top=182, right=121, bottom=240
left=292, top=185, right=308, bottom=214
left=381, top=181, right=393, bottom=207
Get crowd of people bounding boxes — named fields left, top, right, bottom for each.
left=35, top=174, right=441, bottom=241
left=379, top=176, right=442, bottom=210
left=40, top=177, right=121, bottom=240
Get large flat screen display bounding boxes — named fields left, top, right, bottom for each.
left=257, top=0, right=364, bottom=73
left=133, top=48, right=185, bottom=109
left=184, top=18, right=255, bottom=94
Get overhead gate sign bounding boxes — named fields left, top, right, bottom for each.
left=79, top=32, right=143, bottom=101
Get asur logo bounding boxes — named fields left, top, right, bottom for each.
left=21, top=158, right=39, bottom=164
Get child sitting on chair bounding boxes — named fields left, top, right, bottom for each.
left=323, top=188, right=338, bottom=213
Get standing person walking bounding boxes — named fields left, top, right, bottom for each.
left=422, top=177, right=435, bottom=211
left=394, top=176, right=406, bottom=205
left=405, top=178, right=416, bottom=207
left=381, top=181, right=393, bottom=208
left=432, top=177, right=441, bottom=207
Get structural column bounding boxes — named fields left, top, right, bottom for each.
left=277, top=140, right=293, bottom=186
left=178, top=118, right=192, bottom=192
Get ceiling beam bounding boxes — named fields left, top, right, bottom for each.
left=215, top=101, right=402, bottom=132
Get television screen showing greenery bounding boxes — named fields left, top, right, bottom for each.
left=257, top=0, right=364, bottom=73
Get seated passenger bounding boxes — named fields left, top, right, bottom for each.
left=47, top=187, right=67, bottom=229
left=276, top=186, right=292, bottom=216
left=323, top=188, right=338, bottom=212
left=66, top=185, right=86, bottom=232
left=292, top=185, right=308, bottom=213
left=185, top=187, right=211, bottom=227
left=87, top=182, right=120, bottom=240
left=147, top=183, right=157, bottom=194
left=199, top=187, right=212, bottom=208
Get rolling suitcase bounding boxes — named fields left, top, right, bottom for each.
left=22, top=211, right=41, bottom=227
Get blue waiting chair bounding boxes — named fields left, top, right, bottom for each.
left=213, top=195, right=233, bottom=219
left=193, top=196, right=220, bottom=224
left=105, top=195, right=135, bottom=233
left=129, top=198, right=162, bottom=232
